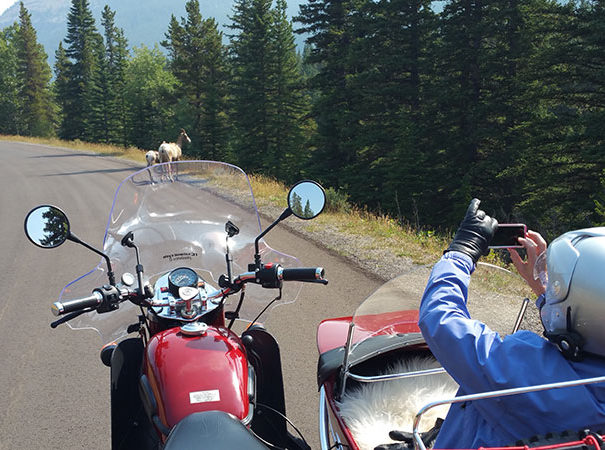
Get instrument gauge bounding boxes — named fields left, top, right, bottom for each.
left=168, top=267, right=199, bottom=298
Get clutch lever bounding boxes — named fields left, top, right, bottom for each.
left=51, top=308, right=93, bottom=329
left=301, top=279, right=329, bottom=285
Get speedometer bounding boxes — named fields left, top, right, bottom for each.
left=167, top=267, right=199, bottom=298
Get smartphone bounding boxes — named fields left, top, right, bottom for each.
left=489, top=224, right=527, bottom=249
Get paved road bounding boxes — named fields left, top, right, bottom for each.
left=0, top=141, right=381, bottom=449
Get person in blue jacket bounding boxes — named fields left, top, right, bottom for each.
left=378, top=199, right=605, bottom=449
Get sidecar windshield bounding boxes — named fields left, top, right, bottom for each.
left=347, top=262, right=532, bottom=359
left=348, top=266, right=431, bottom=358
left=60, top=161, right=300, bottom=345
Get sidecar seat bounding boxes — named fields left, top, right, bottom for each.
left=164, top=410, right=268, bottom=450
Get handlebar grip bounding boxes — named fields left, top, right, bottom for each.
left=281, top=267, right=325, bottom=282
left=51, top=291, right=103, bottom=316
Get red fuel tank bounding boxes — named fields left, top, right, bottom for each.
left=143, top=325, right=250, bottom=430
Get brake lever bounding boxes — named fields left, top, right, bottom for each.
left=301, top=279, right=329, bottom=285
left=50, top=308, right=93, bottom=329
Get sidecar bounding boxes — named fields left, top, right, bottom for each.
left=317, top=265, right=459, bottom=450
left=316, top=264, right=605, bottom=450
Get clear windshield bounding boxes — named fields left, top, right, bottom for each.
left=348, top=262, right=534, bottom=356
left=59, top=161, right=300, bottom=344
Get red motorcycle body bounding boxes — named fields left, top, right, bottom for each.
left=143, top=325, right=250, bottom=434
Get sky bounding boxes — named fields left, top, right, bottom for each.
left=0, top=0, right=15, bottom=16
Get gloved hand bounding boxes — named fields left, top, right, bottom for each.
left=373, top=430, right=413, bottom=449
left=374, top=418, right=444, bottom=450
left=445, top=198, right=498, bottom=264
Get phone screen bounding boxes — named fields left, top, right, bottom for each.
left=489, top=224, right=526, bottom=248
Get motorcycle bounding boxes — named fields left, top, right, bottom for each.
left=24, top=160, right=329, bottom=450
left=316, top=262, right=605, bottom=450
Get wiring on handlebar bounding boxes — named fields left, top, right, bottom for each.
left=248, top=289, right=282, bottom=328
left=138, top=305, right=150, bottom=346
left=248, top=429, right=286, bottom=450
left=254, top=402, right=310, bottom=450
left=326, top=444, right=350, bottom=450
left=227, top=289, right=246, bottom=329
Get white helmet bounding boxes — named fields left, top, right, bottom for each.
left=537, top=227, right=605, bottom=360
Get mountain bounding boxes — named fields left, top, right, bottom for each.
left=0, top=0, right=306, bottom=67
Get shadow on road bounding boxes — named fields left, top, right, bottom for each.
left=42, top=167, right=139, bottom=176
left=31, top=152, right=126, bottom=158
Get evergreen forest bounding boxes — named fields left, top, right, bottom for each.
left=1, top=0, right=604, bottom=240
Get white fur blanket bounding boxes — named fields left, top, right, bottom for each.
left=337, top=356, right=459, bottom=450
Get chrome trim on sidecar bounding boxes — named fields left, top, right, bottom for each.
left=412, top=375, right=605, bottom=450
left=319, top=386, right=330, bottom=449
left=348, top=367, right=446, bottom=383
left=338, top=321, right=355, bottom=399
left=319, top=386, right=346, bottom=450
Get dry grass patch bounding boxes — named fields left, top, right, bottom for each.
left=247, top=174, right=289, bottom=210
left=0, top=134, right=147, bottom=163
left=246, top=174, right=451, bottom=266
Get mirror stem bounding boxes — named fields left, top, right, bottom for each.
left=67, top=232, right=116, bottom=286
left=226, top=238, right=233, bottom=283
left=253, top=208, right=293, bottom=269
left=133, top=246, right=146, bottom=298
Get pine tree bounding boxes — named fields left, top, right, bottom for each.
left=14, top=2, right=55, bottom=136
left=60, top=0, right=102, bottom=140
left=228, top=0, right=274, bottom=172
left=197, top=17, right=230, bottom=161
left=295, top=0, right=357, bottom=186
left=163, top=0, right=229, bottom=160
left=414, top=0, right=534, bottom=226
left=53, top=42, right=71, bottom=138
left=86, top=33, right=109, bottom=141
left=425, top=0, right=486, bottom=224
left=267, top=0, right=312, bottom=179
left=98, top=5, right=129, bottom=145
left=228, top=0, right=310, bottom=177
left=512, top=0, right=605, bottom=236
left=0, top=25, right=19, bottom=134
left=346, top=0, right=436, bottom=222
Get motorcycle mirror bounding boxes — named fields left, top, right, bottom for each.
left=225, top=220, right=240, bottom=238
left=24, top=205, right=71, bottom=249
left=25, top=204, right=117, bottom=286
left=287, top=180, right=326, bottom=220
left=252, top=180, right=326, bottom=269
left=121, top=231, right=135, bottom=248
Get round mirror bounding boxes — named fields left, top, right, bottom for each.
left=24, top=205, right=70, bottom=248
left=288, top=180, right=326, bottom=220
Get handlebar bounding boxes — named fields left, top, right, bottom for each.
left=52, top=291, right=103, bottom=316
left=214, top=265, right=327, bottom=297
left=50, top=284, right=135, bottom=317
left=281, top=267, right=325, bottom=282
left=51, top=265, right=327, bottom=317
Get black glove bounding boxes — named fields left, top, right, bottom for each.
left=374, top=418, right=444, bottom=450
left=374, top=431, right=413, bottom=449
left=445, top=198, right=498, bottom=264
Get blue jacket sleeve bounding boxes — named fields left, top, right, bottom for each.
left=418, top=251, right=517, bottom=393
